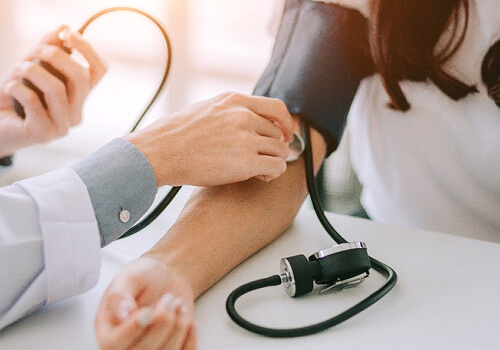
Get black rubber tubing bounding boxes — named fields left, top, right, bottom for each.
left=225, top=121, right=398, bottom=337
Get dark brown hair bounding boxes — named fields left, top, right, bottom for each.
left=345, top=0, right=477, bottom=111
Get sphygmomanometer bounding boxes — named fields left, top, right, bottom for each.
left=12, top=0, right=398, bottom=337
left=226, top=0, right=397, bottom=337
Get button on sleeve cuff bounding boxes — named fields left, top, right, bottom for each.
left=71, top=138, right=158, bottom=247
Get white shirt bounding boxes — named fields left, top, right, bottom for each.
left=342, top=0, right=500, bottom=242
left=0, top=168, right=101, bottom=330
left=271, top=0, right=500, bottom=241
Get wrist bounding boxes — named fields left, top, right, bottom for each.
left=124, top=131, right=181, bottom=187
left=142, top=249, right=199, bottom=298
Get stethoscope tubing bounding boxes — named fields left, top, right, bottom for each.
left=76, top=7, right=181, bottom=240
left=79, top=7, right=398, bottom=337
left=224, top=122, right=397, bottom=337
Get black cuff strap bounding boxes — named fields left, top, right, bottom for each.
left=253, top=0, right=369, bottom=156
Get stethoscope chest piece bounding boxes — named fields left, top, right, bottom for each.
left=226, top=123, right=397, bottom=338
left=286, top=131, right=306, bottom=163
left=280, top=242, right=371, bottom=297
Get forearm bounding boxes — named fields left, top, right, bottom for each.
left=146, top=123, right=327, bottom=298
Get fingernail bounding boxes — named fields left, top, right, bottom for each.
left=159, top=293, right=176, bottom=310
left=180, top=304, right=189, bottom=315
left=137, top=307, right=154, bottom=328
left=58, top=28, right=73, bottom=54
left=117, top=299, right=135, bottom=321
left=58, top=28, right=71, bottom=41
left=172, top=297, right=183, bottom=312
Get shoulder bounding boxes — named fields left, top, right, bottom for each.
left=311, top=0, right=370, bottom=18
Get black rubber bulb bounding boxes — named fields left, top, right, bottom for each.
left=13, top=46, right=71, bottom=118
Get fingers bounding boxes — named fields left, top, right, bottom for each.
left=160, top=312, right=192, bottom=350
left=63, top=30, right=108, bottom=88
left=98, top=307, right=152, bottom=350
left=220, top=92, right=294, bottom=142
left=95, top=288, right=144, bottom=350
left=15, top=61, right=70, bottom=133
left=27, top=44, right=89, bottom=125
left=251, top=113, right=283, bottom=140
left=231, top=107, right=284, bottom=140
left=38, top=25, right=70, bottom=46
left=24, top=26, right=107, bottom=125
left=97, top=293, right=194, bottom=350
left=29, top=26, right=108, bottom=89
left=256, top=135, right=290, bottom=159
left=3, top=80, right=56, bottom=143
left=233, top=118, right=289, bottom=182
left=254, top=155, right=287, bottom=182
left=183, top=325, right=198, bottom=350
left=105, top=293, right=139, bottom=326
left=133, top=294, right=192, bottom=350
left=130, top=294, right=178, bottom=349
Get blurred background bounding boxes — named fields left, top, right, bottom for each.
left=0, top=0, right=362, bottom=215
left=0, top=0, right=277, bottom=181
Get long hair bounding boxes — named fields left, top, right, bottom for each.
left=343, top=0, right=477, bottom=111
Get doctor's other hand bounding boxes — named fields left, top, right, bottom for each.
left=95, top=256, right=197, bottom=350
left=125, top=92, right=294, bottom=187
left=0, top=25, right=107, bottom=158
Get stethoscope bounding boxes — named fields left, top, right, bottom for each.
left=13, top=6, right=500, bottom=338
left=7, top=6, right=398, bottom=337
left=225, top=122, right=398, bottom=337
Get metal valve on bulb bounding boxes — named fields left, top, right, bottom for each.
left=279, top=242, right=371, bottom=297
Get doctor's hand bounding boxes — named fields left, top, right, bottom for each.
left=96, top=256, right=197, bottom=350
left=0, top=25, right=107, bottom=158
left=125, top=92, right=294, bottom=187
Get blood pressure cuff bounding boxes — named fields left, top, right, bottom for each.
left=254, top=0, right=370, bottom=156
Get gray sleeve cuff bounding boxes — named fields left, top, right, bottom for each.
left=71, top=138, right=158, bottom=247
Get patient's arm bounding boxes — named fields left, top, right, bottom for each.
left=94, top=121, right=328, bottom=350
left=148, top=118, right=327, bottom=297
left=94, top=1, right=371, bottom=348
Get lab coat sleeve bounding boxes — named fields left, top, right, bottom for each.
left=0, top=167, right=101, bottom=331
left=0, top=138, right=157, bottom=331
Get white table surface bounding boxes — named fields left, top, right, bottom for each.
left=1, top=204, right=499, bottom=350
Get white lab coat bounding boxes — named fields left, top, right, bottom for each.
left=0, top=168, right=101, bottom=330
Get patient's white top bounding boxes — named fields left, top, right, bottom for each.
left=270, top=0, right=500, bottom=241
left=335, top=0, right=500, bottom=242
